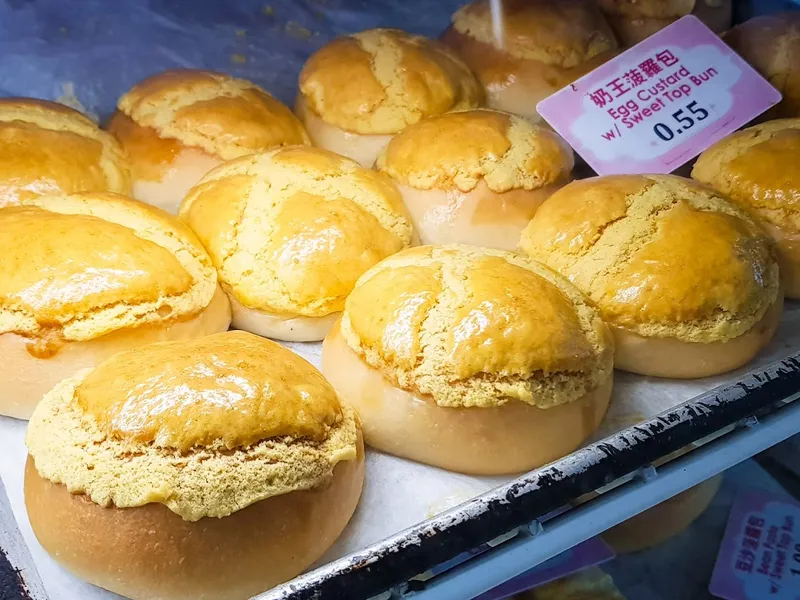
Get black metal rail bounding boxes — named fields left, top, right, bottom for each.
left=261, top=354, right=800, bottom=600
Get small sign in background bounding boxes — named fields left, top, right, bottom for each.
left=710, top=491, right=800, bottom=600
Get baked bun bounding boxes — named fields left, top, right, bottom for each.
left=108, top=69, right=309, bottom=214
left=441, top=0, right=618, bottom=123
left=603, top=475, right=722, bottom=554
left=25, top=331, right=364, bottom=600
left=376, top=109, right=572, bottom=250
left=692, top=119, right=800, bottom=298
left=520, top=175, right=782, bottom=378
left=179, top=146, right=414, bottom=342
left=0, top=192, right=231, bottom=419
left=595, top=0, right=732, bottom=46
left=0, top=98, right=131, bottom=207
left=322, top=245, right=614, bottom=475
left=296, top=28, right=483, bottom=167
left=724, top=13, right=800, bottom=119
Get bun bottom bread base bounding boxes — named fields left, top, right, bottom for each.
left=0, top=286, right=231, bottom=420
left=322, top=320, right=613, bottom=476
left=603, top=474, right=723, bottom=554
left=24, top=436, right=365, bottom=600
left=611, top=294, right=784, bottom=379
left=228, top=291, right=340, bottom=343
left=294, top=95, right=392, bottom=168
left=397, top=180, right=563, bottom=252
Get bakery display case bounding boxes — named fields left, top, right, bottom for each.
left=1, top=1, right=799, bottom=600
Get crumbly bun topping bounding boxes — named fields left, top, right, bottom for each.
left=451, top=0, right=617, bottom=65
left=26, top=331, right=359, bottom=521
left=179, top=146, right=413, bottom=318
left=0, top=98, right=131, bottom=207
left=692, top=119, right=800, bottom=236
left=724, top=13, right=800, bottom=118
left=340, top=245, right=613, bottom=409
left=520, top=175, right=780, bottom=343
left=0, top=192, right=217, bottom=344
left=117, top=69, right=309, bottom=160
left=298, top=28, right=483, bottom=135
left=377, top=109, right=573, bottom=192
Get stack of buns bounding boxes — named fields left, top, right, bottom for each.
left=1, top=2, right=798, bottom=597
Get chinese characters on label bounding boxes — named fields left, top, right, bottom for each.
left=711, top=491, right=800, bottom=600
left=536, top=16, right=781, bottom=175
left=585, top=47, right=715, bottom=144
left=588, top=50, right=679, bottom=109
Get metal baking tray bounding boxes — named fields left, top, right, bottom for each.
left=259, top=353, right=800, bottom=599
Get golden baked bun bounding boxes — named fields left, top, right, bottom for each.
left=441, top=0, right=619, bottom=123
left=724, top=13, right=800, bottom=119
left=595, top=0, right=732, bottom=46
left=520, top=175, right=782, bottom=378
left=179, top=146, right=414, bottom=342
left=603, top=475, right=722, bottom=554
left=296, top=28, right=484, bottom=167
left=376, top=109, right=573, bottom=250
left=0, top=192, right=231, bottom=419
left=322, top=245, right=614, bottom=475
left=692, top=119, right=800, bottom=298
left=25, top=331, right=364, bottom=600
left=108, top=69, right=309, bottom=214
left=0, top=98, right=131, bottom=207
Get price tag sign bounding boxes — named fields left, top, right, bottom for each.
left=710, top=490, right=800, bottom=600
left=537, top=16, right=782, bottom=175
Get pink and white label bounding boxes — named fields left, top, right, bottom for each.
left=536, top=16, right=782, bottom=175
left=710, top=490, right=800, bottom=600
